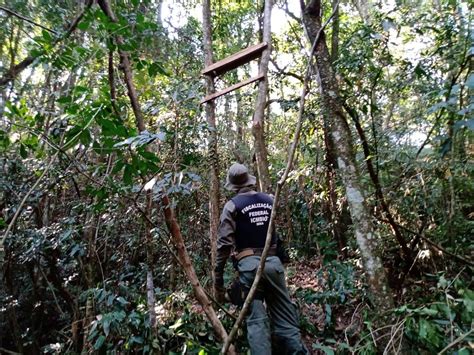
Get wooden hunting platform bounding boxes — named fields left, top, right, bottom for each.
left=200, top=74, right=264, bottom=104
left=201, top=42, right=267, bottom=77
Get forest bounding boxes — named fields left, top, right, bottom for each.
left=0, top=0, right=473, bottom=353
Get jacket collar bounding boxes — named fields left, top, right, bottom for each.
left=236, top=186, right=256, bottom=194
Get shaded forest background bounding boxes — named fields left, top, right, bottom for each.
left=0, top=0, right=472, bottom=353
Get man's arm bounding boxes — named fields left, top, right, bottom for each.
left=214, top=200, right=236, bottom=299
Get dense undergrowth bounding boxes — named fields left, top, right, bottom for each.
left=1, top=0, right=473, bottom=353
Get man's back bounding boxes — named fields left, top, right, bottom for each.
left=231, top=191, right=275, bottom=250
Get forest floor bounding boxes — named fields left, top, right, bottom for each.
left=187, top=256, right=361, bottom=353
left=287, top=258, right=364, bottom=354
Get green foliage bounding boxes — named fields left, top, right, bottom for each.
left=352, top=272, right=474, bottom=353
left=1, top=0, right=473, bottom=354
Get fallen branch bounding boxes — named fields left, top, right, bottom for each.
left=438, top=329, right=473, bottom=354
left=162, top=194, right=235, bottom=353
left=133, top=190, right=238, bottom=320
left=221, top=1, right=340, bottom=353
left=0, top=347, right=21, bottom=355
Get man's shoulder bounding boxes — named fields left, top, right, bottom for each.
left=231, top=191, right=273, bottom=206
left=223, top=199, right=236, bottom=213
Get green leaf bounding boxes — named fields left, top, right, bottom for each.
left=462, top=290, right=474, bottom=313
left=454, top=119, right=474, bottom=132
left=57, top=96, right=72, bottom=104
left=130, top=335, right=144, bottom=344
left=62, top=105, right=103, bottom=150
left=324, top=304, right=332, bottom=325
left=418, top=318, right=429, bottom=339
left=138, top=150, right=160, bottom=163
left=414, top=63, right=427, bottom=78
left=416, top=307, right=438, bottom=316
left=97, top=118, right=118, bottom=136
left=112, top=159, right=125, bottom=174
left=80, top=129, right=91, bottom=146
left=148, top=62, right=168, bottom=77
left=114, top=131, right=165, bottom=149
left=103, top=318, right=111, bottom=336
left=94, top=335, right=106, bottom=350
left=42, top=29, right=53, bottom=42
left=116, top=296, right=128, bottom=305
left=20, top=143, right=27, bottom=158
left=78, top=20, right=90, bottom=31
left=123, top=164, right=133, bottom=185
left=312, top=344, right=335, bottom=355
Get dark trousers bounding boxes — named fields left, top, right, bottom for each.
left=238, top=256, right=307, bottom=355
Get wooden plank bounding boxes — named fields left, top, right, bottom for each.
left=200, top=74, right=264, bottom=104
left=201, top=42, right=267, bottom=77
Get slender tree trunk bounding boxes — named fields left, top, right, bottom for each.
left=233, top=91, right=246, bottom=163
left=98, top=0, right=146, bottom=132
left=98, top=0, right=155, bottom=330
left=330, top=0, right=339, bottom=63
left=252, top=0, right=273, bottom=192
left=301, top=0, right=392, bottom=308
left=98, top=0, right=230, bottom=344
left=324, top=124, right=348, bottom=256
left=145, top=192, right=157, bottom=328
left=202, top=0, right=220, bottom=294
left=108, top=49, right=120, bottom=117
left=352, top=0, right=371, bottom=23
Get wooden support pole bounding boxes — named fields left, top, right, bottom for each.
left=200, top=74, right=264, bottom=104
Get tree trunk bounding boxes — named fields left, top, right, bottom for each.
left=98, top=0, right=155, bottom=330
left=330, top=0, right=339, bottom=63
left=323, top=124, right=348, bottom=256
left=252, top=0, right=273, bottom=192
left=98, top=0, right=146, bottom=132
left=301, top=0, right=392, bottom=308
left=202, top=0, right=220, bottom=294
left=352, top=0, right=371, bottom=23
left=98, top=0, right=230, bottom=344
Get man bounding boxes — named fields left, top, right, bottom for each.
left=215, top=163, right=307, bottom=355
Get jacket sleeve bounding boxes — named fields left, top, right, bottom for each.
left=215, top=200, right=236, bottom=288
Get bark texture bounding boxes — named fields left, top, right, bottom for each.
left=252, top=0, right=273, bottom=192
left=202, top=0, right=220, bottom=294
left=301, top=0, right=392, bottom=308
